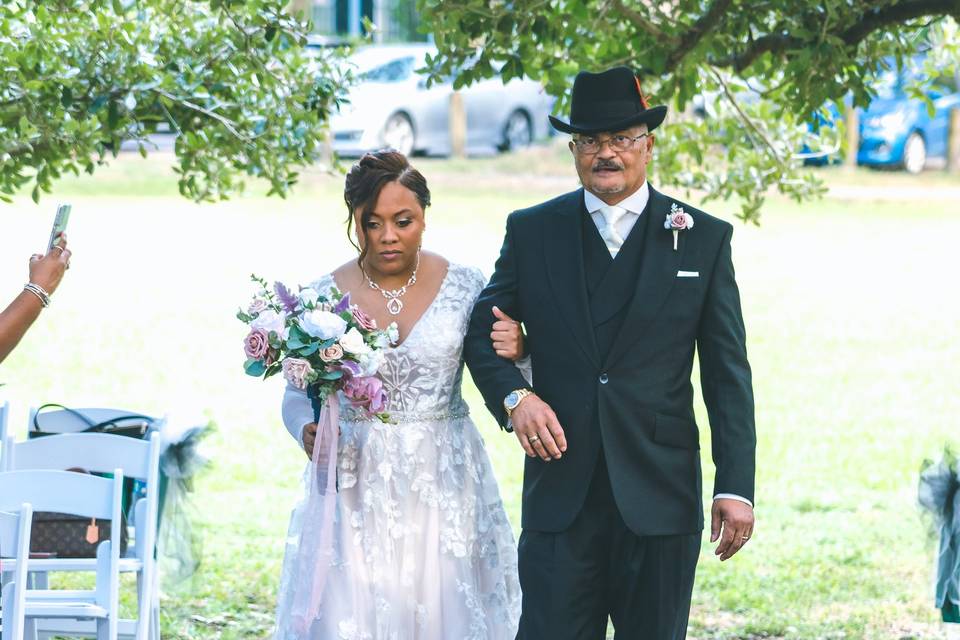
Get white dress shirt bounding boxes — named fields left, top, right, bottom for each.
left=584, top=181, right=648, bottom=249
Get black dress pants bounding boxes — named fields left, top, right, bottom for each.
left=515, top=454, right=701, bottom=640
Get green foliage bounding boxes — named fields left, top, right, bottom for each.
left=0, top=0, right=351, bottom=203
left=417, top=0, right=960, bottom=223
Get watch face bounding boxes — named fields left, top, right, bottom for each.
left=505, top=391, right=519, bottom=409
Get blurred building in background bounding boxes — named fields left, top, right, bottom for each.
left=290, top=0, right=426, bottom=43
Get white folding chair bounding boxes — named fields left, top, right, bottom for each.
left=0, top=469, right=124, bottom=640
left=0, top=431, right=161, bottom=640
left=0, top=503, right=33, bottom=640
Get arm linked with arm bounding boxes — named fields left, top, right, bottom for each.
left=463, top=214, right=531, bottom=430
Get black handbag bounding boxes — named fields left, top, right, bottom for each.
left=30, top=404, right=153, bottom=439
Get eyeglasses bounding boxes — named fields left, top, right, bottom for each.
left=572, top=133, right=651, bottom=155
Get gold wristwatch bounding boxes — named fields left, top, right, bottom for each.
left=503, top=388, right=534, bottom=417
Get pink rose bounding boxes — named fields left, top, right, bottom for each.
left=351, top=305, right=377, bottom=331
left=282, top=357, right=314, bottom=390
left=669, top=212, right=690, bottom=229
left=243, top=328, right=270, bottom=360
left=319, top=343, right=345, bottom=363
left=342, top=375, right=388, bottom=414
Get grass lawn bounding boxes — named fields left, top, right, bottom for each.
left=1, top=145, right=958, bottom=639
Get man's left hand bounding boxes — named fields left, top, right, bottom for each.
left=711, top=498, right=754, bottom=561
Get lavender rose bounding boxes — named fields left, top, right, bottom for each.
left=351, top=305, right=378, bottom=331
left=282, top=357, right=314, bottom=390
left=343, top=375, right=388, bottom=413
left=244, top=328, right=270, bottom=360
left=319, top=343, right=345, bottom=363
left=670, top=212, right=690, bottom=229
left=247, top=297, right=269, bottom=316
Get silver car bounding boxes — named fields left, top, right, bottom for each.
left=329, top=44, right=553, bottom=157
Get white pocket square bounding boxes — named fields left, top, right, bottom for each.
left=677, top=270, right=699, bottom=278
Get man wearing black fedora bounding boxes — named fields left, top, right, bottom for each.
left=464, top=66, right=756, bottom=639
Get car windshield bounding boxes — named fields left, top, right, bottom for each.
left=360, top=56, right=415, bottom=83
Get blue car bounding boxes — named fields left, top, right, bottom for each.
left=857, top=68, right=960, bottom=173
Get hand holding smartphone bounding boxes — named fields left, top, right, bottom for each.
left=48, top=203, right=71, bottom=250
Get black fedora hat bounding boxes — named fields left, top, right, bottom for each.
left=549, top=66, right=667, bottom=135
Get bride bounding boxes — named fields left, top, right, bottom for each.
left=275, top=150, right=524, bottom=639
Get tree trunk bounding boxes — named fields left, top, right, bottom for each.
left=449, top=91, right=467, bottom=158
left=948, top=107, right=960, bottom=174
left=844, top=104, right=859, bottom=170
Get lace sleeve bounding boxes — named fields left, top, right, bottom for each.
left=281, top=383, right=313, bottom=445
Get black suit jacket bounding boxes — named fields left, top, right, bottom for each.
left=463, top=186, right=756, bottom=535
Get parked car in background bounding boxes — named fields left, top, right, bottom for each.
left=857, top=66, right=960, bottom=173
left=327, top=44, right=553, bottom=157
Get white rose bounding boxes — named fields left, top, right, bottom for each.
left=338, top=327, right=371, bottom=355
left=299, top=287, right=319, bottom=308
left=372, top=333, right=391, bottom=350
left=386, top=322, right=400, bottom=345
left=358, top=349, right=384, bottom=376
left=299, top=310, right=347, bottom=340
left=250, top=309, right=288, bottom=340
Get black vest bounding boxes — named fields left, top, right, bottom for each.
left=581, top=203, right=650, bottom=362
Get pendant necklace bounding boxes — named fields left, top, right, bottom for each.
left=362, top=252, right=420, bottom=316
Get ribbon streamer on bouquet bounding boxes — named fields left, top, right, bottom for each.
left=289, top=390, right=340, bottom=634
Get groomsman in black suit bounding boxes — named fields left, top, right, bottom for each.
left=465, top=67, right=757, bottom=639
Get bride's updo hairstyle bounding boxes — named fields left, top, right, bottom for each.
left=344, top=150, right=431, bottom=266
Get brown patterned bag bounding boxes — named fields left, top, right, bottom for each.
left=29, top=468, right=129, bottom=558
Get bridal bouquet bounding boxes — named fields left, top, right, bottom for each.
left=238, top=275, right=397, bottom=421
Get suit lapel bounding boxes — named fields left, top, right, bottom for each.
left=604, top=187, right=686, bottom=368
left=545, top=189, right=602, bottom=368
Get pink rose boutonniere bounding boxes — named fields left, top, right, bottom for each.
left=664, top=203, right=694, bottom=251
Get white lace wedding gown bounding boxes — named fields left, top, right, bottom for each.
left=275, top=263, right=521, bottom=640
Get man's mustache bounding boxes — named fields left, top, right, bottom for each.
left=592, top=160, right=623, bottom=171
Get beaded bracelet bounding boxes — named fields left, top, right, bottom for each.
left=23, top=283, right=51, bottom=308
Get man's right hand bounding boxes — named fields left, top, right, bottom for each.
left=510, top=394, right=567, bottom=461
left=301, top=422, right=318, bottom=459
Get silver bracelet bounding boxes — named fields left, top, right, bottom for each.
left=24, top=283, right=51, bottom=308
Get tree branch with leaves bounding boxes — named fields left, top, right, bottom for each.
left=418, top=0, right=960, bottom=223
left=0, top=0, right=351, bottom=203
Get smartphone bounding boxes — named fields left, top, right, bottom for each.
left=48, top=203, right=71, bottom=250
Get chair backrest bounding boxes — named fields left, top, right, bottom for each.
left=0, top=503, right=33, bottom=640
left=0, top=469, right=124, bottom=616
left=3, top=432, right=159, bottom=481
left=0, top=469, right=123, bottom=521
left=27, top=406, right=154, bottom=436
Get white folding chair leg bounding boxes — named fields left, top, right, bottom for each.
left=23, top=618, right=37, bottom=640
left=1, top=581, right=14, bottom=640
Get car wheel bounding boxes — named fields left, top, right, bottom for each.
left=500, top=109, right=533, bottom=152
left=382, top=113, right=415, bottom=157
left=901, top=132, right=926, bottom=174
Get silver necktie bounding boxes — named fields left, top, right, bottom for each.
left=598, top=205, right=628, bottom=257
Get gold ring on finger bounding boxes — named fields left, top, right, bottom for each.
left=528, top=435, right=540, bottom=444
